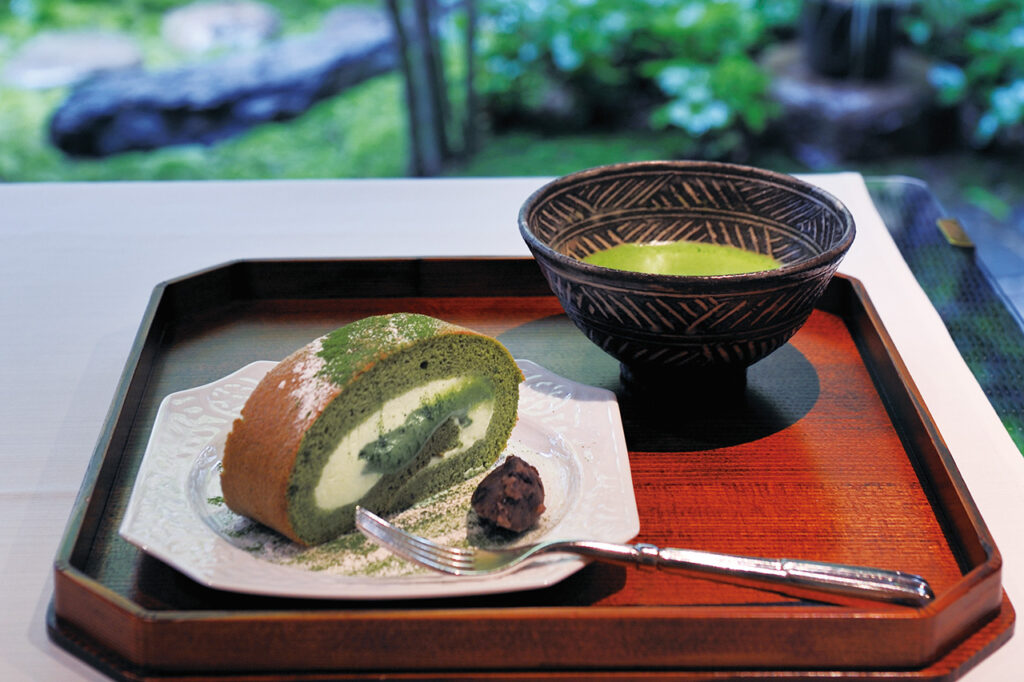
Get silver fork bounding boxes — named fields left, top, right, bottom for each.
left=355, top=507, right=934, bottom=607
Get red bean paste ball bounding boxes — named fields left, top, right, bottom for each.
left=470, top=456, right=545, bottom=533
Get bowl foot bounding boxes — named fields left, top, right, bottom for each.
left=618, top=363, right=748, bottom=407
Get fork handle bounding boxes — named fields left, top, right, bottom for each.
left=566, top=542, right=934, bottom=607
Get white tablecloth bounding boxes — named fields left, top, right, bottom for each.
left=2, top=174, right=1021, bottom=680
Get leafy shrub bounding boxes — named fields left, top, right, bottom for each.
left=476, top=0, right=799, bottom=159
left=904, top=0, right=1024, bottom=148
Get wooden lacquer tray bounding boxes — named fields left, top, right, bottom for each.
left=49, top=258, right=1013, bottom=680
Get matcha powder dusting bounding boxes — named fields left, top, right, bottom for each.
left=281, top=471, right=486, bottom=576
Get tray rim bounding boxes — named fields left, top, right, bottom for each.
left=44, top=595, right=1018, bottom=682
left=49, top=256, right=1012, bottom=678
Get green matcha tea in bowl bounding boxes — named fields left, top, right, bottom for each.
left=518, top=160, right=855, bottom=399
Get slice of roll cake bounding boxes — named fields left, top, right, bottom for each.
left=221, top=313, right=523, bottom=546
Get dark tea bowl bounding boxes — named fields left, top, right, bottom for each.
left=518, top=161, right=855, bottom=398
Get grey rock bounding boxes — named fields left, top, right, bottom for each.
left=161, top=0, right=281, bottom=54
left=762, top=44, right=940, bottom=168
left=3, top=31, right=143, bottom=90
left=321, top=3, right=394, bottom=44
left=49, top=7, right=396, bottom=157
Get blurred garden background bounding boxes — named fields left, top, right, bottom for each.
left=1, top=0, right=1023, bottom=312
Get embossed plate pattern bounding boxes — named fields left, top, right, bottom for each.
left=118, top=359, right=639, bottom=599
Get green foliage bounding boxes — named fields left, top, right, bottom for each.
left=3, top=0, right=1024, bottom=180
left=476, top=0, right=797, bottom=158
left=474, top=0, right=1024, bottom=155
left=0, top=75, right=407, bottom=181
left=447, top=128, right=693, bottom=176
left=904, top=0, right=1024, bottom=147
left=0, top=1, right=407, bottom=181
left=964, top=184, right=1013, bottom=220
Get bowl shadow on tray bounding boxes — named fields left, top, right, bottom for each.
left=498, top=315, right=820, bottom=453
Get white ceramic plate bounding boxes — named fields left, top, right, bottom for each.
left=119, top=359, right=639, bottom=599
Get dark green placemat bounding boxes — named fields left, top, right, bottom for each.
left=867, top=176, right=1024, bottom=455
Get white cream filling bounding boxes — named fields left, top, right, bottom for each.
left=420, top=399, right=494, bottom=471
left=313, top=376, right=494, bottom=510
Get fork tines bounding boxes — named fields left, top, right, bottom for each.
left=355, top=506, right=476, bottom=574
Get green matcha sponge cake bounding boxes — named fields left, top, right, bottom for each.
left=221, top=313, right=523, bottom=546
